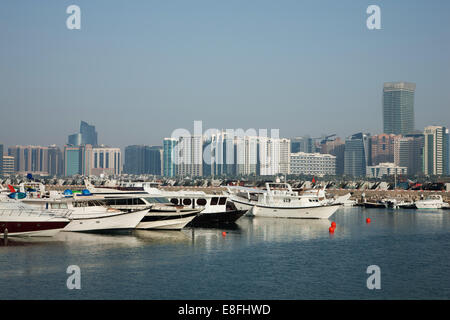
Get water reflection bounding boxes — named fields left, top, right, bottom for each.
left=239, top=216, right=332, bottom=243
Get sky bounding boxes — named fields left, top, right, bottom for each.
left=1, top=0, right=449, bottom=150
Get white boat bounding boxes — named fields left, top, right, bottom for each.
left=21, top=197, right=149, bottom=232
left=227, top=183, right=341, bottom=219
left=84, top=181, right=245, bottom=227
left=331, top=193, right=356, bottom=207
left=0, top=198, right=70, bottom=236
left=415, top=195, right=449, bottom=209
left=136, top=205, right=202, bottom=230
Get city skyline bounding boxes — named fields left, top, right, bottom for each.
left=1, top=1, right=450, bottom=149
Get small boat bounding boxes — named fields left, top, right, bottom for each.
left=415, top=195, right=450, bottom=209
left=363, top=201, right=387, bottom=209
left=0, top=198, right=70, bottom=237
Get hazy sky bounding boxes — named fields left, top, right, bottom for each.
left=1, top=0, right=449, bottom=150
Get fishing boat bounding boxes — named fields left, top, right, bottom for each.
left=227, top=183, right=341, bottom=219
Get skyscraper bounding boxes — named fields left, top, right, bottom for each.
left=423, top=126, right=449, bottom=176
left=0, top=143, right=3, bottom=175
left=175, top=135, right=203, bottom=177
left=394, top=134, right=424, bottom=176
left=64, top=144, right=93, bottom=176
left=344, top=133, right=371, bottom=177
left=48, top=145, right=64, bottom=176
left=7, top=145, right=49, bottom=175
left=68, top=121, right=98, bottom=146
left=234, top=136, right=258, bottom=176
left=163, top=138, right=177, bottom=177
left=80, top=121, right=98, bottom=146
left=383, top=82, right=416, bottom=135
left=124, top=145, right=162, bottom=175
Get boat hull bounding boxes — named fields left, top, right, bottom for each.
left=186, top=210, right=246, bottom=227
left=63, top=209, right=149, bottom=232
left=136, top=211, right=198, bottom=230
left=249, top=204, right=341, bottom=219
left=1, top=220, right=69, bottom=237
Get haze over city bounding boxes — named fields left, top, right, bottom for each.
left=1, top=0, right=450, bottom=150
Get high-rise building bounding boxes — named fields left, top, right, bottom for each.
left=68, top=121, right=98, bottom=146
left=291, top=136, right=315, bottom=153
left=394, top=134, right=424, bottom=176
left=258, top=137, right=290, bottom=176
left=383, top=82, right=416, bottom=135
left=91, top=146, right=122, bottom=176
left=68, top=133, right=82, bottom=146
left=344, top=133, right=371, bottom=177
left=320, top=138, right=345, bottom=175
left=0, top=143, right=3, bottom=175
left=2, top=156, right=15, bottom=176
left=80, top=121, right=98, bottom=146
left=279, top=138, right=291, bottom=175
left=290, top=152, right=336, bottom=176
left=173, top=135, right=203, bottom=177
left=234, top=136, right=258, bottom=176
left=64, top=144, right=93, bottom=176
left=423, top=126, right=449, bottom=176
left=48, top=145, right=64, bottom=176
left=7, top=145, right=49, bottom=176
left=371, top=134, right=399, bottom=165
left=163, top=138, right=177, bottom=177
left=207, top=131, right=235, bottom=176
left=124, top=145, right=162, bottom=175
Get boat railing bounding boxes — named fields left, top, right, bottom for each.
left=0, top=208, right=71, bottom=218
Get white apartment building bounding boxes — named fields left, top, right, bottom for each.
left=175, top=135, right=203, bottom=177
left=290, top=152, right=336, bottom=176
left=259, top=137, right=291, bottom=176
left=235, top=136, right=258, bottom=175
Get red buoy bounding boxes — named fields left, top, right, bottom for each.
left=222, top=231, right=227, bottom=237
left=331, top=221, right=336, bottom=228
left=329, top=226, right=335, bottom=233
left=366, top=218, right=371, bottom=224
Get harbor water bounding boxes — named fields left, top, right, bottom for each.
left=1, top=207, right=450, bottom=299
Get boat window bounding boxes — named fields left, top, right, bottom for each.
left=197, top=198, right=207, bottom=206
left=182, top=198, right=192, bottom=206
left=144, top=197, right=170, bottom=204
left=218, top=197, right=227, bottom=205
left=51, top=203, right=60, bottom=209
left=211, top=197, right=219, bottom=205
left=115, top=198, right=128, bottom=206
left=60, top=203, right=68, bottom=209
left=170, top=198, right=179, bottom=205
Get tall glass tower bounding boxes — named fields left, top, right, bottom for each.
left=383, top=82, right=416, bottom=135
left=80, top=121, right=98, bottom=146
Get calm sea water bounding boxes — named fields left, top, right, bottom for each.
left=1, top=207, right=450, bottom=300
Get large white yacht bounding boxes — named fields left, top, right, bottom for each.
left=415, top=195, right=450, bottom=209
left=227, top=183, right=341, bottom=219
left=21, top=196, right=149, bottom=232
left=0, top=197, right=70, bottom=236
